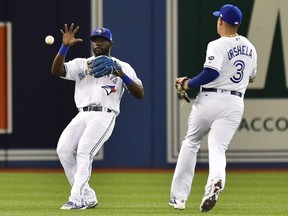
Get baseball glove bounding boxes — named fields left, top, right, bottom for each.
left=175, top=77, right=191, bottom=103
left=87, top=55, right=121, bottom=78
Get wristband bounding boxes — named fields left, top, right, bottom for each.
left=121, top=74, right=133, bottom=86
left=58, top=44, right=69, bottom=56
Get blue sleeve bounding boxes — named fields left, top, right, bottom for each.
left=187, top=68, right=219, bottom=88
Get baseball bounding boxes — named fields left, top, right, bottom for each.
left=45, top=35, right=54, bottom=45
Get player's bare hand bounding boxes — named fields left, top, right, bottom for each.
left=176, top=76, right=189, bottom=90
left=60, top=23, right=83, bottom=46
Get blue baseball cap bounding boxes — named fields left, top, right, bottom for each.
left=90, top=27, right=113, bottom=42
left=213, top=4, right=242, bottom=26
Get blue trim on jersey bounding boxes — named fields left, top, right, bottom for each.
left=187, top=68, right=219, bottom=88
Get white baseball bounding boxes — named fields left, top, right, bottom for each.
left=45, top=35, right=54, bottom=45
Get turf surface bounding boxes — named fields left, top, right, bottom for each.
left=0, top=170, right=287, bottom=216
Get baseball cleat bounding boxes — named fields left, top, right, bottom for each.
left=169, top=198, right=186, bottom=210
left=85, top=200, right=98, bottom=209
left=60, top=201, right=86, bottom=210
left=200, top=179, right=223, bottom=212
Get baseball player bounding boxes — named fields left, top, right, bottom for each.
left=170, top=4, right=257, bottom=212
left=51, top=23, right=144, bottom=210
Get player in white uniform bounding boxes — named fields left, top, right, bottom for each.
left=169, top=4, right=257, bottom=212
left=51, top=23, right=144, bottom=210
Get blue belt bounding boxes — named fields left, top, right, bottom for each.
left=201, top=88, right=242, bottom=98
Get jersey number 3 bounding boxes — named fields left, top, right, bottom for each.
left=230, top=60, right=245, bottom=83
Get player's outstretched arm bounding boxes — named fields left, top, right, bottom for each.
left=51, top=23, right=83, bottom=77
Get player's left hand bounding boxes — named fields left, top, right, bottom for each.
left=87, top=55, right=122, bottom=78
left=175, top=77, right=190, bottom=103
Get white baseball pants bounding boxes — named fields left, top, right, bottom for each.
left=170, top=91, right=244, bottom=200
left=57, top=111, right=116, bottom=205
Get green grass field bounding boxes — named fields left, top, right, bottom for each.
left=0, top=169, right=287, bottom=216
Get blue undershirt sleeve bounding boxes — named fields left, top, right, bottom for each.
left=187, top=68, right=220, bottom=88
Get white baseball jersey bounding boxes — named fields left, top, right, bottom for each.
left=62, top=56, right=143, bottom=116
left=202, top=35, right=257, bottom=94
left=170, top=35, right=257, bottom=203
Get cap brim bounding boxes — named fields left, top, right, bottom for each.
left=213, top=11, right=220, bottom=17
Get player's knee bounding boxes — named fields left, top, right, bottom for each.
left=56, top=145, right=72, bottom=159
left=183, top=140, right=201, bottom=152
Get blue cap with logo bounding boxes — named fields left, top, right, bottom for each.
left=90, top=27, right=113, bottom=42
left=213, top=4, right=242, bottom=26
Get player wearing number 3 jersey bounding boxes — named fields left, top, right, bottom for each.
left=169, top=4, right=257, bottom=212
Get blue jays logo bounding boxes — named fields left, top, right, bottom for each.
left=96, top=28, right=105, bottom=34
left=101, top=85, right=116, bottom=95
